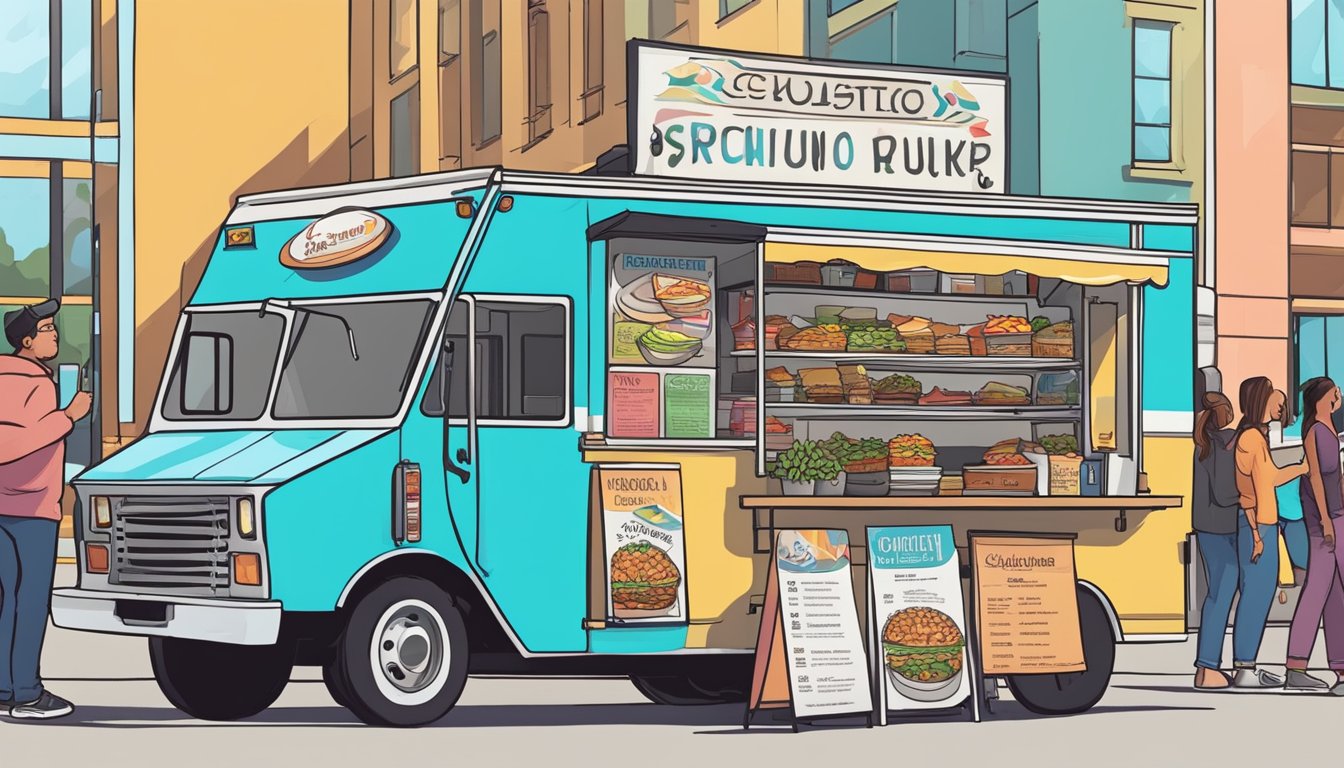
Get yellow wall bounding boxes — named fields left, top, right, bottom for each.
left=132, top=0, right=351, bottom=426
left=690, top=0, right=805, bottom=56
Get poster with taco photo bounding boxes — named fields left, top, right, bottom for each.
left=600, top=465, right=689, bottom=625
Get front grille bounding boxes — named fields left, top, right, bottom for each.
left=110, top=496, right=231, bottom=595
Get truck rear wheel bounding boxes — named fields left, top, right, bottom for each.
left=631, top=658, right=753, bottom=705
left=149, top=637, right=294, bottom=721
left=1004, top=585, right=1115, bottom=715
left=335, top=576, right=469, bottom=727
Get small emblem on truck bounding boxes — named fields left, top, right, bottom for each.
left=281, top=208, right=391, bottom=269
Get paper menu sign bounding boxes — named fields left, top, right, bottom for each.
left=773, top=530, right=873, bottom=720
left=971, top=536, right=1085, bottom=675
left=599, top=466, right=689, bottom=624
left=608, top=370, right=660, bottom=438
left=867, top=525, right=973, bottom=715
left=663, top=373, right=712, bottom=438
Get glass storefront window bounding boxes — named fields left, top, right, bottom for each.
left=0, top=1, right=50, bottom=119
left=0, top=177, right=53, bottom=298
left=61, top=0, right=92, bottom=119
left=62, top=178, right=93, bottom=295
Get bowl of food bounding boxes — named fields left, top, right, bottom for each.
left=882, top=607, right=965, bottom=702
left=653, top=274, right=712, bottom=317
left=611, top=540, right=681, bottom=619
left=637, top=327, right=704, bottom=365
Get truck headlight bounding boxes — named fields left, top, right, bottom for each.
left=237, top=497, right=256, bottom=539
left=91, top=496, right=111, bottom=529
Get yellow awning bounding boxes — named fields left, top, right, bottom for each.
left=765, top=241, right=1169, bottom=288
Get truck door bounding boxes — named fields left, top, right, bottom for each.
left=460, top=294, right=587, bottom=652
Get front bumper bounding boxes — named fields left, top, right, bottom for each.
left=51, top=588, right=282, bottom=646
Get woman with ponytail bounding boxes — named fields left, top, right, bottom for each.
left=1191, top=392, right=1240, bottom=689
left=1231, top=377, right=1309, bottom=689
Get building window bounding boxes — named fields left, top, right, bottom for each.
left=61, top=0, right=92, bottom=119
left=472, top=0, right=502, bottom=146
left=0, top=176, right=53, bottom=298
left=581, top=0, right=603, bottom=122
left=390, top=0, right=419, bottom=81
left=390, top=86, right=421, bottom=178
left=1132, top=20, right=1174, bottom=163
left=721, top=0, right=752, bottom=19
left=62, top=178, right=92, bottom=295
left=1291, top=147, right=1344, bottom=227
left=1289, top=314, right=1344, bottom=441
left=0, top=2, right=51, bottom=118
left=1292, top=0, right=1344, bottom=88
left=526, top=1, right=552, bottom=146
left=439, top=0, right=460, bottom=60
left=649, top=0, right=690, bottom=41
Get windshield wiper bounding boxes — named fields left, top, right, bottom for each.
left=261, top=299, right=360, bottom=360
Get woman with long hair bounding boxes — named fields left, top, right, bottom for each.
left=1191, top=391, right=1241, bottom=689
left=1232, top=377, right=1309, bottom=689
left=1285, top=377, right=1344, bottom=693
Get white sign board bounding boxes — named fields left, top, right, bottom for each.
left=867, top=525, right=976, bottom=721
left=630, top=43, right=1007, bottom=193
left=774, top=530, right=873, bottom=720
left=600, top=466, right=689, bottom=625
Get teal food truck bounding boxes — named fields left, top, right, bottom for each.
left=53, top=45, right=1198, bottom=728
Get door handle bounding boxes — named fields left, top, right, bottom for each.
left=456, top=448, right=469, bottom=463
left=446, top=455, right=470, bottom=483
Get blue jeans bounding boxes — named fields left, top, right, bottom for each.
left=1234, top=515, right=1280, bottom=667
left=0, top=516, right=58, bottom=703
left=1280, top=517, right=1309, bottom=571
left=1194, top=531, right=1239, bottom=670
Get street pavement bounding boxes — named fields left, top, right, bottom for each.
left=7, top=567, right=1343, bottom=766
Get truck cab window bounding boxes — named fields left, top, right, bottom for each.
left=162, top=311, right=284, bottom=421
left=422, top=298, right=569, bottom=423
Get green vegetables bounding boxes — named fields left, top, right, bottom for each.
left=847, top=326, right=906, bottom=351
left=1030, top=316, right=1052, bottom=333
left=771, top=440, right=844, bottom=482
left=638, top=327, right=701, bottom=353
left=818, top=432, right=885, bottom=463
left=1040, top=433, right=1079, bottom=455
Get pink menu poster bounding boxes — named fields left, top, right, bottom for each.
left=608, top=371, right=660, bottom=438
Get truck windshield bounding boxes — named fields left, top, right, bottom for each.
left=273, top=298, right=436, bottom=419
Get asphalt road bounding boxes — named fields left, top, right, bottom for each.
left=7, top=567, right=1342, bottom=767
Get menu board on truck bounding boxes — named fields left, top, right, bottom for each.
left=663, top=373, right=713, bottom=438
left=970, top=535, right=1086, bottom=675
left=748, top=529, right=872, bottom=724
left=866, top=525, right=976, bottom=721
left=599, top=465, right=689, bottom=625
left=607, top=369, right=661, bottom=438
left=609, top=254, right=716, bottom=368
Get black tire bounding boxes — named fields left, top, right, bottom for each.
left=322, top=658, right=352, bottom=709
left=336, top=576, right=469, bottom=727
left=1005, top=586, right=1115, bottom=716
left=631, top=659, right=753, bottom=705
left=149, top=636, right=294, bottom=721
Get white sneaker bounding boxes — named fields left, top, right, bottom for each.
left=8, top=691, right=74, bottom=720
left=1231, top=668, right=1285, bottom=691
left=1285, top=669, right=1331, bottom=692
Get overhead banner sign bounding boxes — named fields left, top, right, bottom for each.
left=630, top=42, right=1007, bottom=193
left=866, top=525, right=976, bottom=721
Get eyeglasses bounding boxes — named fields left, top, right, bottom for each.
left=35, top=324, right=57, bottom=334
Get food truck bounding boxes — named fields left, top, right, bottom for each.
left=52, top=44, right=1198, bottom=727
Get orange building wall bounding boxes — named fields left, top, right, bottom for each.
left=1214, top=2, right=1290, bottom=411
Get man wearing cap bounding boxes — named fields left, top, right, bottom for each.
left=0, top=299, right=89, bottom=720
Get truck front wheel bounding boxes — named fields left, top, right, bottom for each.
left=335, top=576, right=469, bottom=727
left=149, top=637, right=294, bottom=720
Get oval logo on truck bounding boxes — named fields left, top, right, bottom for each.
left=280, top=209, right=391, bottom=269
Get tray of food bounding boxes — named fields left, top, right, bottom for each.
left=973, top=380, right=1031, bottom=407
left=1033, top=321, right=1074, bottom=358
left=873, top=373, right=923, bottom=403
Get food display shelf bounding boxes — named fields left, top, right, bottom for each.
left=735, top=350, right=1080, bottom=371
left=766, top=404, right=1082, bottom=421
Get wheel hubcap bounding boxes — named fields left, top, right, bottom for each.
left=375, top=603, right=445, bottom=695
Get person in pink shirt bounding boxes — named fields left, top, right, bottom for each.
left=0, top=299, right=90, bottom=720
